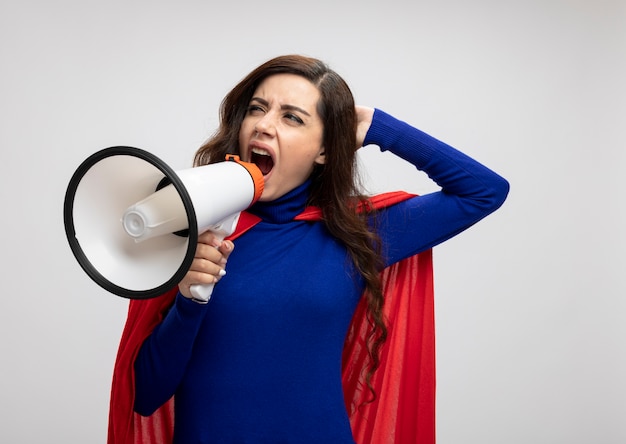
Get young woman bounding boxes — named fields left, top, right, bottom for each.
left=109, top=54, right=509, bottom=443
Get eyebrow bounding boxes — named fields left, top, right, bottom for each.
left=250, top=97, right=311, bottom=117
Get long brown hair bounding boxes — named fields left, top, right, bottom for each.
left=195, top=54, right=386, bottom=402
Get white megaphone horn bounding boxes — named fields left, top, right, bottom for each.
left=63, top=146, right=264, bottom=301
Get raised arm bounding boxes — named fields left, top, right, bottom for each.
left=360, top=108, right=509, bottom=266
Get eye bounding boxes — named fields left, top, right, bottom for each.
left=284, top=113, right=304, bottom=125
left=247, top=104, right=265, bottom=115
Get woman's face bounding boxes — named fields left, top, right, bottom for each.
left=239, top=73, right=325, bottom=201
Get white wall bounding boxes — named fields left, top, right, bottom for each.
left=1, top=0, right=624, bottom=442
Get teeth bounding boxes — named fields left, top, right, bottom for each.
left=251, top=147, right=271, bottom=157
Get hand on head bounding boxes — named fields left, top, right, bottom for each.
left=355, top=106, right=375, bottom=149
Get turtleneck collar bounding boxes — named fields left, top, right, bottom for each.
left=248, top=180, right=312, bottom=224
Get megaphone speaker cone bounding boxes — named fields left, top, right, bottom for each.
left=64, top=147, right=198, bottom=300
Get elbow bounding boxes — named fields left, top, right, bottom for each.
left=133, top=398, right=158, bottom=417
left=133, top=372, right=166, bottom=417
left=469, top=174, right=510, bottom=217
left=489, top=175, right=510, bottom=211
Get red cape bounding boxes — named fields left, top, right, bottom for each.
left=108, top=192, right=435, bottom=444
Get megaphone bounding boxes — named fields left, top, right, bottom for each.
left=63, top=146, right=264, bottom=301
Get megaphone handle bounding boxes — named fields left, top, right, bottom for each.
left=189, top=282, right=215, bottom=303
left=188, top=213, right=241, bottom=304
left=189, top=230, right=225, bottom=303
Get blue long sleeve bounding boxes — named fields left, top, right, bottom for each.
left=364, top=109, right=509, bottom=265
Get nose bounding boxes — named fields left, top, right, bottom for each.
left=253, top=112, right=275, bottom=136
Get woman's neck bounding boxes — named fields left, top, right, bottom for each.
left=248, top=180, right=311, bottom=224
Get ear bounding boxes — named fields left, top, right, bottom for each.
left=314, top=147, right=326, bottom=165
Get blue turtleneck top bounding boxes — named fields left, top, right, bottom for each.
left=133, top=109, right=509, bottom=443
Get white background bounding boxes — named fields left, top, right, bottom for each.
left=1, top=0, right=624, bottom=442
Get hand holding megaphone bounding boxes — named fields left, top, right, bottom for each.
left=64, top=146, right=264, bottom=300
left=177, top=227, right=235, bottom=303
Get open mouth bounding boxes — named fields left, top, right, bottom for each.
left=250, top=148, right=274, bottom=176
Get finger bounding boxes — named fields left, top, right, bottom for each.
left=178, top=269, right=218, bottom=299
left=218, top=240, right=235, bottom=261
left=195, top=242, right=227, bottom=265
left=188, top=256, right=226, bottom=278
left=198, top=231, right=223, bottom=247
left=183, top=269, right=220, bottom=286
